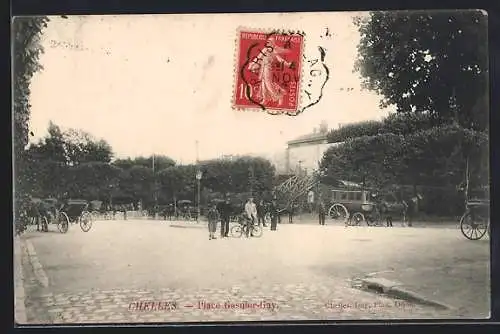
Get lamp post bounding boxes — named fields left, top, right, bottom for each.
left=196, top=170, right=202, bottom=223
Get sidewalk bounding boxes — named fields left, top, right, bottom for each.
left=358, top=261, right=490, bottom=318
left=14, top=236, right=27, bottom=324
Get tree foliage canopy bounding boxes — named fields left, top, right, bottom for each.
left=354, top=10, right=488, bottom=131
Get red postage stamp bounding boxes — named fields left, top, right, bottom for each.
left=233, top=30, right=304, bottom=114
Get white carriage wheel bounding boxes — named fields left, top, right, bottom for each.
left=328, top=203, right=349, bottom=223
left=80, top=211, right=93, bottom=232
left=58, top=212, right=70, bottom=233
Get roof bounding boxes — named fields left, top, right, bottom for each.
left=287, top=132, right=328, bottom=146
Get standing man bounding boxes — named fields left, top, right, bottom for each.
left=244, top=197, right=258, bottom=237
left=288, top=202, right=295, bottom=224
left=318, top=199, right=326, bottom=225
left=269, top=199, right=280, bottom=231
left=207, top=203, right=220, bottom=240
left=257, top=200, right=267, bottom=227
left=217, top=197, right=232, bottom=238
left=307, top=189, right=315, bottom=213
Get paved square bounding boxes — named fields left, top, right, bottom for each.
left=16, top=219, right=490, bottom=323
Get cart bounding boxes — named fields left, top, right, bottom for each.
left=58, top=199, right=93, bottom=233
left=328, top=188, right=404, bottom=226
left=459, top=198, right=490, bottom=240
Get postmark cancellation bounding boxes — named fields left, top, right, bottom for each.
left=233, top=29, right=305, bottom=115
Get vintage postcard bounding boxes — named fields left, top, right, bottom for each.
left=13, top=11, right=490, bottom=324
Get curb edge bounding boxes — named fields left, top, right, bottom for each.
left=359, top=278, right=452, bottom=310
left=14, top=237, right=27, bottom=324
left=25, top=239, right=49, bottom=288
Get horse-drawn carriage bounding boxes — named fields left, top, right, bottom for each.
left=328, top=187, right=406, bottom=226
left=459, top=187, right=490, bottom=240
left=26, top=198, right=93, bottom=233
left=57, top=199, right=93, bottom=233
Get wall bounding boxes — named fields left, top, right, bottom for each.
left=287, top=142, right=341, bottom=174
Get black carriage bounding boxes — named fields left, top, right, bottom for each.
left=58, top=199, right=93, bottom=233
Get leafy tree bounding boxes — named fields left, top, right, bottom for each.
left=67, top=162, right=121, bottom=200
left=62, top=128, right=113, bottom=165
left=13, top=16, right=49, bottom=232
left=200, top=156, right=275, bottom=195
left=320, top=124, right=488, bottom=215
left=327, top=113, right=437, bottom=143
left=321, top=133, right=405, bottom=189
left=113, top=155, right=175, bottom=171
left=28, top=122, right=113, bottom=166
left=118, top=165, right=154, bottom=205
left=327, top=120, right=384, bottom=143
left=354, top=10, right=488, bottom=131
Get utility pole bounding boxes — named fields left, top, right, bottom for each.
left=195, top=140, right=201, bottom=223
left=465, top=155, right=469, bottom=206
left=249, top=165, right=255, bottom=196
left=152, top=154, right=158, bottom=219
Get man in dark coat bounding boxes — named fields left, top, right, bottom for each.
left=207, top=204, right=220, bottom=240
left=318, top=200, right=326, bottom=226
left=269, top=199, right=281, bottom=231
left=217, top=198, right=232, bottom=238
left=256, top=200, right=267, bottom=227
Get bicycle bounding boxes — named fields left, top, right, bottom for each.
left=230, top=217, right=263, bottom=238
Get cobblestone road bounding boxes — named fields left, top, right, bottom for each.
left=16, top=220, right=489, bottom=323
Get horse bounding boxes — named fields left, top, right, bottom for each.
left=26, top=198, right=52, bottom=232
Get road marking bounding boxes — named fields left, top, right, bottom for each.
left=14, top=237, right=27, bottom=324
left=25, top=239, right=49, bottom=288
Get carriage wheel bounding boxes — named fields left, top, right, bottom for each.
left=57, top=212, right=70, bottom=233
left=231, top=224, right=243, bottom=238
left=328, top=204, right=349, bottom=223
left=80, top=211, right=93, bottom=232
left=460, top=212, right=488, bottom=240
left=251, top=225, right=263, bottom=238
left=351, top=212, right=365, bottom=226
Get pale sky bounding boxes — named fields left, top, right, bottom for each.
left=29, top=13, right=393, bottom=163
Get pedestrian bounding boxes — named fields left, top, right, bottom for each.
left=257, top=200, right=267, bottom=227
left=307, top=189, right=315, bottom=213
left=217, top=197, right=231, bottom=238
left=318, top=200, right=326, bottom=226
left=404, top=194, right=420, bottom=227
left=207, top=203, right=219, bottom=240
left=244, top=197, right=258, bottom=237
left=385, top=206, right=393, bottom=227
left=288, top=203, right=294, bottom=224
left=269, top=199, right=280, bottom=231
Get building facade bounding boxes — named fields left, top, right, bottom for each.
left=285, top=123, right=342, bottom=175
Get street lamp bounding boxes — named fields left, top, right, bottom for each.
left=196, top=170, right=203, bottom=223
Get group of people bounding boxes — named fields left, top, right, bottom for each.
left=205, top=197, right=283, bottom=240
